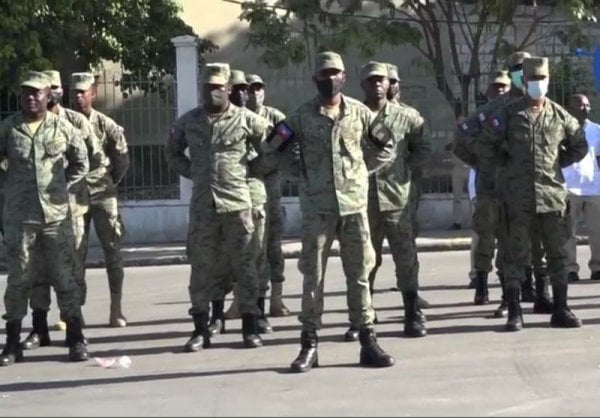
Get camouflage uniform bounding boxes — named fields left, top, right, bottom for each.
left=282, top=87, right=393, bottom=331
left=367, top=100, right=430, bottom=295
left=484, top=75, right=587, bottom=291
left=165, top=96, right=270, bottom=318
left=30, top=104, right=106, bottom=311
left=0, top=110, right=89, bottom=322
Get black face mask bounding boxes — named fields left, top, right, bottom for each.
left=230, top=86, right=248, bottom=107
left=203, top=88, right=228, bottom=110
left=315, top=78, right=343, bottom=99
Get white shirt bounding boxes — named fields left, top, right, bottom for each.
left=468, top=168, right=477, bottom=201
left=563, top=119, right=600, bottom=196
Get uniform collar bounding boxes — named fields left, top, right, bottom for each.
left=313, top=94, right=350, bottom=118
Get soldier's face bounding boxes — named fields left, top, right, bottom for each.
left=313, top=69, right=345, bottom=99
left=248, top=83, right=265, bottom=109
left=73, top=88, right=95, bottom=111
left=570, top=95, right=591, bottom=122
left=362, top=76, right=389, bottom=101
left=230, top=85, right=249, bottom=107
left=20, top=87, right=48, bottom=116
left=387, top=79, right=400, bottom=101
left=487, top=83, right=509, bottom=99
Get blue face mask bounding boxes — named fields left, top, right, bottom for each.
left=510, top=70, right=524, bottom=88
left=526, top=79, right=549, bottom=100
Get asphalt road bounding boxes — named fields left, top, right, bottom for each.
left=1, top=248, right=599, bottom=416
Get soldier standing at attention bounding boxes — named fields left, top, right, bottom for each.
left=276, top=52, right=395, bottom=372
left=0, top=72, right=89, bottom=366
left=21, top=70, right=106, bottom=350
left=485, top=57, right=588, bottom=331
left=71, top=72, right=130, bottom=328
left=246, top=73, right=291, bottom=318
left=360, top=61, right=431, bottom=339
left=165, top=63, right=270, bottom=351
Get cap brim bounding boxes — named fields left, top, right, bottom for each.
left=317, top=64, right=345, bottom=72
left=21, top=81, right=47, bottom=90
left=73, top=82, right=94, bottom=90
left=362, top=70, right=389, bottom=80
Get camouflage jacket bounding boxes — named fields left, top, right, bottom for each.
left=0, top=112, right=89, bottom=224
left=86, top=108, right=130, bottom=198
left=58, top=106, right=107, bottom=215
left=454, top=93, right=519, bottom=197
left=368, top=101, right=431, bottom=212
left=485, top=97, right=587, bottom=213
left=165, top=104, right=270, bottom=213
left=284, top=95, right=393, bottom=216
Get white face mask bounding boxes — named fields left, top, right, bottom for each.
left=526, top=79, right=549, bottom=100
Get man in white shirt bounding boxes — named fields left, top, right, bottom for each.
left=564, top=94, right=600, bottom=281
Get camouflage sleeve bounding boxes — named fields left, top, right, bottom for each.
left=105, top=119, right=130, bottom=185
left=247, top=113, right=274, bottom=175
left=479, top=106, right=508, bottom=177
left=78, top=117, right=105, bottom=182
left=452, top=114, right=479, bottom=168
left=64, top=123, right=90, bottom=189
left=164, top=117, right=192, bottom=179
left=271, top=108, right=286, bottom=125
left=361, top=107, right=393, bottom=174
left=559, top=111, right=588, bottom=168
left=406, top=112, right=432, bottom=173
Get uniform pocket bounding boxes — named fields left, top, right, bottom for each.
left=44, top=137, right=67, bottom=156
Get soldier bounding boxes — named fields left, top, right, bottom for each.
left=276, top=52, right=395, bottom=372
left=71, top=72, right=130, bottom=328
left=246, top=73, right=291, bottom=317
left=229, top=70, right=249, bottom=107
left=19, top=70, right=106, bottom=350
left=0, top=71, right=89, bottom=366
left=207, top=69, right=273, bottom=337
left=380, top=63, right=431, bottom=311
left=484, top=57, right=588, bottom=331
left=165, top=63, right=270, bottom=350
left=360, top=61, right=431, bottom=339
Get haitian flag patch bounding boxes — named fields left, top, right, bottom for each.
left=369, top=119, right=393, bottom=146
left=267, top=121, right=295, bottom=151
left=488, top=115, right=503, bottom=131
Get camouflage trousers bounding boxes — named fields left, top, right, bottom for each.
left=3, top=219, right=81, bottom=322
left=187, top=206, right=260, bottom=316
left=408, top=173, right=423, bottom=238
left=211, top=206, right=269, bottom=300
left=82, top=195, right=125, bottom=296
left=29, top=214, right=87, bottom=311
left=265, top=171, right=285, bottom=284
left=471, top=194, right=507, bottom=274
left=297, top=210, right=376, bottom=331
left=368, top=203, right=419, bottom=293
left=504, top=202, right=568, bottom=289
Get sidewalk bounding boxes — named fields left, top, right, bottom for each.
left=86, top=229, right=590, bottom=268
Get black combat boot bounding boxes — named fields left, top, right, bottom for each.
left=344, top=325, right=359, bottom=342
left=533, top=273, right=553, bottom=314
left=521, top=267, right=535, bottom=303
left=493, top=274, right=508, bottom=318
left=358, top=328, right=395, bottom=368
left=290, top=331, right=318, bottom=372
left=504, top=287, right=523, bottom=332
left=242, top=314, right=263, bottom=348
left=208, top=300, right=225, bottom=337
left=0, top=321, right=24, bottom=366
left=256, top=298, right=272, bottom=334
left=550, top=284, right=582, bottom=328
left=21, top=310, right=51, bottom=350
left=402, top=292, right=427, bottom=338
left=66, top=317, right=89, bottom=362
left=473, top=271, right=489, bottom=305
left=184, top=312, right=211, bottom=352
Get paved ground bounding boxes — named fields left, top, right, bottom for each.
left=1, top=248, right=600, bottom=416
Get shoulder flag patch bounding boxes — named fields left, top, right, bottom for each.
left=478, top=112, right=486, bottom=122
left=267, top=121, right=295, bottom=151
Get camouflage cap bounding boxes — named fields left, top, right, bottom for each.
left=201, top=63, right=231, bottom=85
left=71, top=72, right=95, bottom=90
left=21, top=71, right=51, bottom=90
left=246, top=73, right=265, bottom=86
left=360, top=61, right=389, bottom=81
left=523, top=57, right=549, bottom=78
left=315, top=51, right=345, bottom=73
left=43, top=70, right=62, bottom=87
left=491, top=70, right=511, bottom=86
left=506, top=51, right=532, bottom=69
left=384, top=63, right=400, bottom=82
left=229, top=70, right=248, bottom=86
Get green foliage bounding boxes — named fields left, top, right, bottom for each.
left=549, top=56, right=595, bottom=106
left=0, top=0, right=217, bottom=92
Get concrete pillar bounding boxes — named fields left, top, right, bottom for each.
left=171, top=35, right=199, bottom=203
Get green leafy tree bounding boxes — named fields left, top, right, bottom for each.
left=233, top=0, right=598, bottom=117
left=0, top=0, right=217, bottom=92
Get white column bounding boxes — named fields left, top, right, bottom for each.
left=171, top=35, right=199, bottom=203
